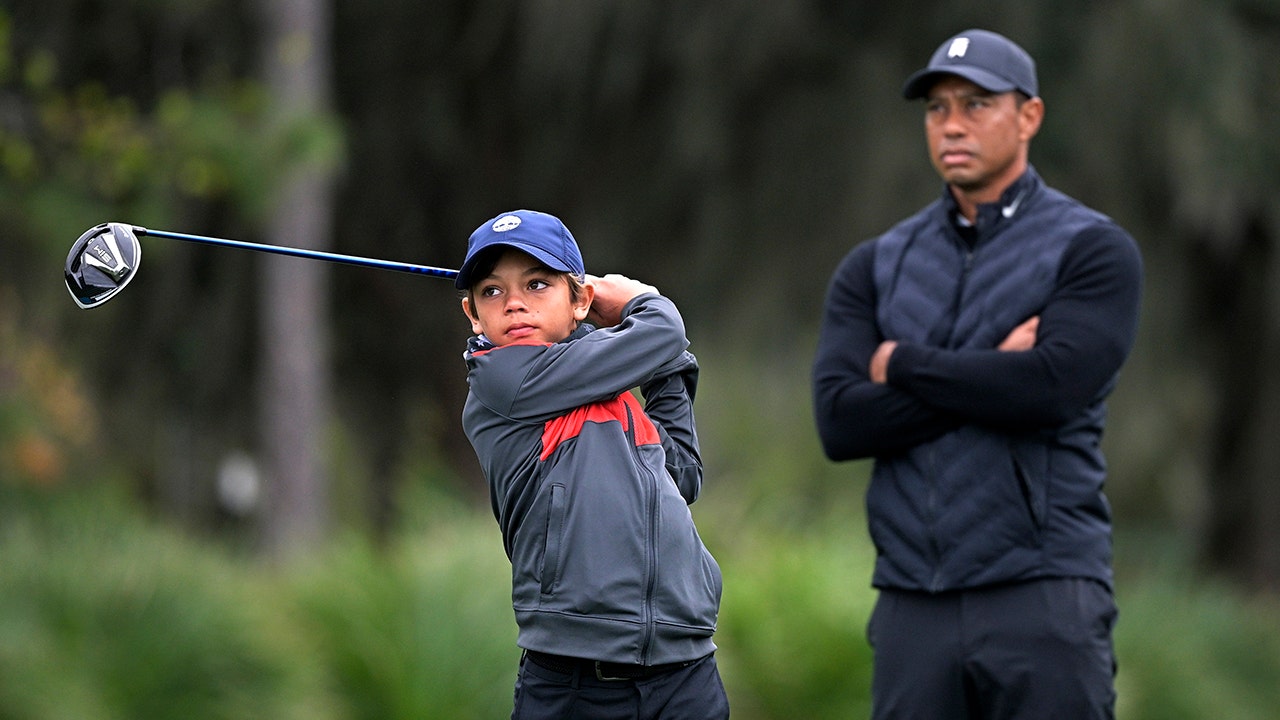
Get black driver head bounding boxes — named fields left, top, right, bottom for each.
left=65, top=222, right=142, bottom=309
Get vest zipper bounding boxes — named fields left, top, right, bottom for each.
left=933, top=242, right=974, bottom=589
left=927, top=444, right=943, bottom=592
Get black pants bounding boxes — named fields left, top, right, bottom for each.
left=868, top=578, right=1117, bottom=720
left=511, top=652, right=729, bottom=720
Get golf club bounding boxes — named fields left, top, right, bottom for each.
left=65, top=222, right=459, bottom=309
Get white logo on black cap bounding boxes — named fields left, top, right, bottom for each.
left=492, top=215, right=522, bottom=232
left=948, top=38, right=970, bottom=58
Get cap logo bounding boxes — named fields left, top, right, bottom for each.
left=492, top=215, right=522, bottom=232
left=947, top=37, right=970, bottom=58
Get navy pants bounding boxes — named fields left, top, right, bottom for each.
left=511, top=652, right=729, bottom=720
left=868, top=578, right=1117, bottom=720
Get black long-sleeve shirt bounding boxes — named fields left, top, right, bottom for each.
left=813, top=208, right=1143, bottom=461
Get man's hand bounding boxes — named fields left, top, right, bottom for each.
left=869, top=340, right=897, bottom=384
left=586, top=274, right=657, bottom=327
left=870, top=315, right=1037, bottom=384
left=999, top=316, right=1039, bottom=352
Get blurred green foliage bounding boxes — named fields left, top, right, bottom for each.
left=1113, top=531, right=1280, bottom=720
left=288, top=497, right=518, bottom=720
left=3, top=482, right=1279, bottom=719
left=716, top=526, right=875, bottom=718
left=0, top=486, right=334, bottom=720
left=0, top=4, right=329, bottom=271
left=0, top=296, right=99, bottom=488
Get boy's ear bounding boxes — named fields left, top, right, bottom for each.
left=573, top=281, right=596, bottom=322
left=461, top=297, right=484, bottom=335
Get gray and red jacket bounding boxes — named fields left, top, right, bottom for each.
left=462, top=293, right=721, bottom=665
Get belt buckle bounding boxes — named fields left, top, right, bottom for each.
left=594, top=660, right=630, bottom=682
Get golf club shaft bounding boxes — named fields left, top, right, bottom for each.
left=136, top=226, right=458, bottom=280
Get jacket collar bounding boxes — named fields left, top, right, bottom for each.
left=465, top=322, right=596, bottom=356
left=942, top=165, right=1043, bottom=231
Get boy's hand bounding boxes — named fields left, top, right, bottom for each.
left=586, top=274, right=657, bottom=327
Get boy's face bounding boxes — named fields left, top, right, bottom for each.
left=461, top=247, right=593, bottom=346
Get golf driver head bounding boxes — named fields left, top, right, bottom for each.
left=65, top=222, right=142, bottom=309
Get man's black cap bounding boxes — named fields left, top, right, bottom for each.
left=902, top=29, right=1038, bottom=99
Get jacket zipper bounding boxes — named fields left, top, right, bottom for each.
left=943, top=246, right=976, bottom=348
left=626, top=401, right=659, bottom=664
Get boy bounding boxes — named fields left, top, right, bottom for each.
left=456, top=209, right=728, bottom=720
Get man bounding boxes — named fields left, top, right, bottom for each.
left=812, top=29, right=1142, bottom=719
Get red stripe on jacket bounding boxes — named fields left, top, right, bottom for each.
left=541, top=392, right=661, bottom=461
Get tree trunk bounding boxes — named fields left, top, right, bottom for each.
left=1194, top=213, right=1280, bottom=593
left=258, top=0, right=335, bottom=562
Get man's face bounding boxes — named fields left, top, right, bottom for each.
left=923, top=76, right=1042, bottom=202
left=461, top=248, right=591, bottom=346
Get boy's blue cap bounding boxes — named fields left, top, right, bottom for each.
left=902, top=29, right=1038, bottom=100
left=456, top=209, right=585, bottom=290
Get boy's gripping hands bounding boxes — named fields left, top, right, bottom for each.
left=585, top=274, right=658, bottom=328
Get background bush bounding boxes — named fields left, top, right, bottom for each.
left=714, top=524, right=875, bottom=718
left=0, top=486, right=333, bottom=720
left=287, top=492, right=518, bottom=720
left=4, top=351, right=1279, bottom=719
left=4, top=481, right=1279, bottom=719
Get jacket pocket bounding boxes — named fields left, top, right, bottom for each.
left=540, top=483, right=567, bottom=595
left=1011, top=441, right=1049, bottom=531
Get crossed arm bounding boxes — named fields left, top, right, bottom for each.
left=869, top=316, right=1039, bottom=383
left=812, top=227, right=1142, bottom=461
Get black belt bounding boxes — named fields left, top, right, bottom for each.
left=525, top=650, right=699, bottom=681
